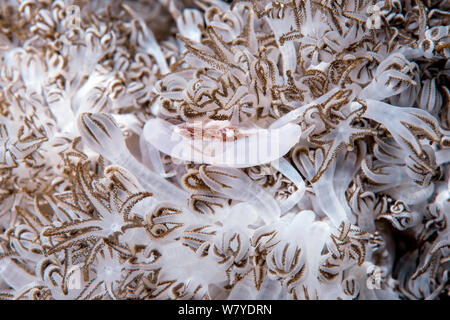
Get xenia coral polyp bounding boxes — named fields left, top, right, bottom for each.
left=0, top=0, right=449, bottom=300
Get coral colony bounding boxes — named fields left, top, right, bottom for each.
left=0, top=0, right=448, bottom=300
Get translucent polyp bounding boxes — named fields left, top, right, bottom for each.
left=142, top=118, right=302, bottom=168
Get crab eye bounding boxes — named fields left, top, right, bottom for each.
left=148, top=224, right=169, bottom=238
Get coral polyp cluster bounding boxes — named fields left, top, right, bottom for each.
left=0, top=0, right=449, bottom=300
